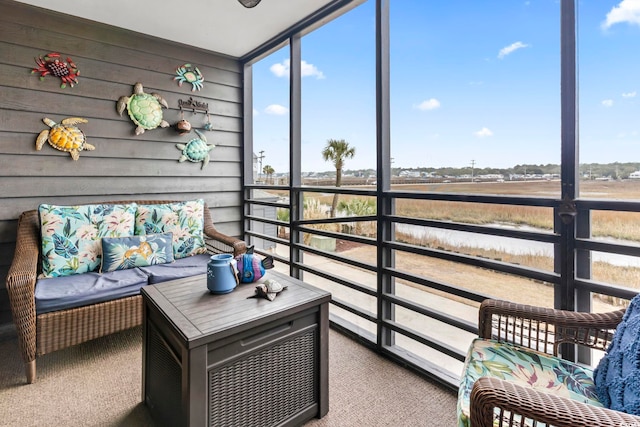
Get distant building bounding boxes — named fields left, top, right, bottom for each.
left=248, top=189, right=278, bottom=251
left=252, top=152, right=259, bottom=182
left=629, top=171, right=640, bottom=179
left=477, top=174, right=504, bottom=180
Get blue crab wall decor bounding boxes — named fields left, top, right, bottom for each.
left=174, top=64, right=204, bottom=91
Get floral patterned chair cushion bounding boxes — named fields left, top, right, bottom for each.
left=457, top=338, right=603, bottom=427
left=134, top=199, right=207, bottom=259
left=39, top=203, right=137, bottom=278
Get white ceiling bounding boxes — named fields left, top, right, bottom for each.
left=15, top=0, right=349, bottom=59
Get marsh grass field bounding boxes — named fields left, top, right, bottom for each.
left=264, top=179, right=640, bottom=309
left=305, top=179, right=640, bottom=240
left=395, top=180, right=640, bottom=241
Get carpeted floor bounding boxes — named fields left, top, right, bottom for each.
left=0, top=327, right=154, bottom=427
left=0, top=327, right=458, bottom=427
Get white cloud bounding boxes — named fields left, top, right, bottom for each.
left=622, top=91, right=637, bottom=98
left=602, top=0, right=640, bottom=29
left=414, top=98, right=441, bottom=111
left=602, top=99, right=614, bottom=107
left=474, top=127, right=493, bottom=138
left=498, top=41, right=529, bottom=59
left=302, top=61, right=325, bottom=79
left=270, top=59, right=325, bottom=79
left=270, top=62, right=288, bottom=77
left=264, top=104, right=289, bottom=115
left=253, top=108, right=259, bottom=116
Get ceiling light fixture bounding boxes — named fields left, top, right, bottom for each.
left=238, top=0, right=261, bottom=7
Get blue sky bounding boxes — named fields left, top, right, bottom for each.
left=252, top=0, right=640, bottom=174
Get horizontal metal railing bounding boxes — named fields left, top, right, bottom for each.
left=385, top=240, right=560, bottom=285
left=244, top=188, right=640, bottom=389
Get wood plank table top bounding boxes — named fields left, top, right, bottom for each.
left=141, top=270, right=331, bottom=349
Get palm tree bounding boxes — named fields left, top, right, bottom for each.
left=276, top=207, right=289, bottom=238
left=322, top=139, right=355, bottom=217
left=337, top=198, right=376, bottom=236
left=263, top=165, right=275, bottom=184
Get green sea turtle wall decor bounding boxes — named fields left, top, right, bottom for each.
left=36, top=117, right=94, bottom=160
left=176, top=129, right=214, bottom=169
left=116, top=82, right=169, bottom=135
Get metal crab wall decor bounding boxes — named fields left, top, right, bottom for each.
left=174, top=64, right=204, bottom=91
left=32, top=52, right=80, bottom=89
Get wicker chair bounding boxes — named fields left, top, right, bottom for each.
left=467, top=299, right=640, bottom=426
left=6, top=200, right=246, bottom=384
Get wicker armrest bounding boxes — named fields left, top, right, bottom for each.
left=6, top=210, right=40, bottom=364
left=470, top=376, right=640, bottom=427
left=478, top=299, right=625, bottom=354
left=203, top=222, right=246, bottom=256
left=200, top=201, right=246, bottom=256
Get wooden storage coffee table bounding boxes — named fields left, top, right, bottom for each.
left=141, top=270, right=331, bottom=427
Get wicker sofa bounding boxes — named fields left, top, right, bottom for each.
left=6, top=199, right=246, bottom=384
left=458, top=299, right=640, bottom=426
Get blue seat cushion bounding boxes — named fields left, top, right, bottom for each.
left=35, top=268, right=149, bottom=314
left=138, top=254, right=210, bottom=284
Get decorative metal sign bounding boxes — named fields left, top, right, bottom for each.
left=178, top=97, right=209, bottom=115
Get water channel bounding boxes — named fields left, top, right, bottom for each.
left=395, top=223, right=640, bottom=268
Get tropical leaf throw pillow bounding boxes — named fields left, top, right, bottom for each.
left=134, top=200, right=207, bottom=259
left=39, top=203, right=137, bottom=278
left=100, top=232, right=174, bottom=272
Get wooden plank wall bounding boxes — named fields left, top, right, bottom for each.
left=0, top=0, right=244, bottom=327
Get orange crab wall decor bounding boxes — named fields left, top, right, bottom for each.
left=32, top=52, right=80, bottom=89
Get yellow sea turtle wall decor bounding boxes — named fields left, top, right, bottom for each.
left=36, top=117, right=94, bottom=161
